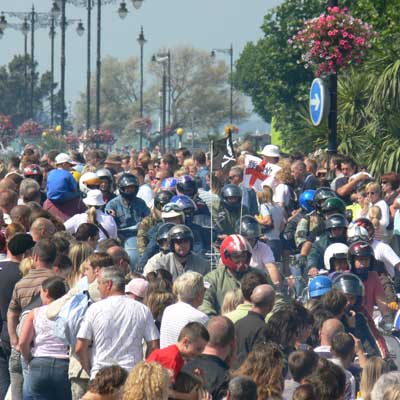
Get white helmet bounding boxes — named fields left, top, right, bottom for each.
left=96, top=168, right=113, bottom=182
left=323, top=243, right=349, bottom=271
left=347, top=223, right=369, bottom=244
left=79, top=172, right=102, bottom=194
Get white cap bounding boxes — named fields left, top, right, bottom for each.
left=55, top=153, right=75, bottom=165
left=83, top=189, right=106, bottom=207
left=261, top=144, right=280, bottom=158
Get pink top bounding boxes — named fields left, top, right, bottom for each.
left=31, top=305, right=69, bottom=359
left=363, top=271, right=386, bottom=317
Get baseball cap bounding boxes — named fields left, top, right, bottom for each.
left=7, top=233, right=35, bottom=256
left=55, top=153, right=75, bottom=165
left=125, top=278, right=149, bottom=299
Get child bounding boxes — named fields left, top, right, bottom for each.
left=368, top=205, right=384, bottom=241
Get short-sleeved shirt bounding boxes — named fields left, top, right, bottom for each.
left=249, top=240, right=275, bottom=270
left=77, top=295, right=159, bottom=378
left=146, top=344, right=184, bottom=380
left=160, top=302, right=209, bottom=349
left=363, top=271, right=386, bottom=317
left=8, top=268, right=55, bottom=314
left=371, top=239, right=400, bottom=277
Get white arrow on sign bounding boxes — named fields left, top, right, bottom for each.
left=310, top=93, right=320, bottom=111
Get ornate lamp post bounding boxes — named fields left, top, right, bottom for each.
left=137, top=26, right=146, bottom=149
left=211, top=44, right=234, bottom=123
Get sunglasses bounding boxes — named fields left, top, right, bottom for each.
left=228, top=175, right=239, bottom=180
left=366, top=191, right=377, bottom=195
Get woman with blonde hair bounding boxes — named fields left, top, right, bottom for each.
left=122, top=361, right=170, bottom=400
left=68, top=241, right=94, bottom=288
left=368, top=206, right=384, bottom=241
left=64, top=189, right=117, bottom=244
left=221, top=288, right=244, bottom=315
left=360, top=357, right=389, bottom=400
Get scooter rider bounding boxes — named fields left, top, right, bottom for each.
left=105, top=173, right=149, bottom=269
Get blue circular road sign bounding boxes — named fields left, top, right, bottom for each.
left=309, top=78, right=329, bottom=126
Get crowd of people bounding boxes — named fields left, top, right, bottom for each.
left=1, top=142, right=400, bottom=399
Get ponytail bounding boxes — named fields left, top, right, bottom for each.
left=87, top=206, right=98, bottom=225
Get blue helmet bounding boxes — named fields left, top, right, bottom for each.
left=160, top=177, right=177, bottom=192
left=308, top=275, right=332, bottom=298
left=171, top=194, right=197, bottom=223
left=299, top=190, right=316, bottom=213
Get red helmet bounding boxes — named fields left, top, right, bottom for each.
left=220, top=234, right=252, bottom=272
left=23, top=164, right=42, bottom=177
left=354, top=218, right=375, bottom=240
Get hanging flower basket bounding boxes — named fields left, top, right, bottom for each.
left=18, top=119, right=43, bottom=138
left=133, top=117, right=152, bottom=134
left=65, top=132, right=80, bottom=149
left=290, top=7, right=377, bottom=76
left=79, top=128, right=116, bottom=145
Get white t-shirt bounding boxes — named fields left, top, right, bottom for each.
left=64, top=210, right=118, bottom=241
left=77, top=295, right=159, bottom=378
left=371, top=239, right=400, bottom=277
left=260, top=203, right=285, bottom=240
left=160, top=302, right=209, bottom=349
left=273, top=184, right=290, bottom=207
left=249, top=240, right=275, bottom=270
left=138, top=183, right=154, bottom=208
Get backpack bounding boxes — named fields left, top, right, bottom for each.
left=53, top=290, right=92, bottom=348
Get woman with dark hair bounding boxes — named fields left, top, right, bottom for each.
left=232, top=342, right=284, bottom=400
left=18, top=277, right=70, bottom=400
left=381, top=172, right=400, bottom=206
left=75, top=223, right=100, bottom=249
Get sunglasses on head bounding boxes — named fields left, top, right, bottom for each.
left=162, top=203, right=182, bottom=213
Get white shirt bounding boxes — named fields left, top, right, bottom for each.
left=137, top=184, right=154, bottom=208
left=371, top=239, right=400, bottom=277
left=260, top=203, right=285, bottom=240
left=249, top=240, right=275, bottom=270
left=64, top=209, right=118, bottom=241
left=160, top=302, right=209, bottom=349
left=77, top=295, right=159, bottom=378
left=273, top=184, right=290, bottom=207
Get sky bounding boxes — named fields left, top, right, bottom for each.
left=1, top=0, right=282, bottom=129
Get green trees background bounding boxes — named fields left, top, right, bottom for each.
left=234, top=0, right=400, bottom=175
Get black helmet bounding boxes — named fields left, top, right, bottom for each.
left=157, top=222, right=176, bottom=242
left=176, top=175, right=198, bottom=198
left=320, top=197, right=346, bottom=215
left=235, top=215, right=261, bottom=239
left=168, top=224, right=194, bottom=252
left=325, top=213, right=349, bottom=230
left=314, top=187, right=337, bottom=211
left=332, top=273, right=365, bottom=297
left=117, top=173, right=139, bottom=200
left=154, top=190, right=174, bottom=211
left=221, top=184, right=242, bottom=212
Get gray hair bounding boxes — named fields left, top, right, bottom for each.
left=173, top=271, right=204, bottom=303
left=19, top=178, right=40, bottom=198
left=371, top=372, right=400, bottom=400
left=228, top=376, right=257, bottom=400
left=100, top=266, right=125, bottom=292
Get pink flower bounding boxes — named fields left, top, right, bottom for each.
left=330, top=6, right=340, bottom=13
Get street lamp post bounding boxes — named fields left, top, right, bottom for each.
left=211, top=44, right=233, bottom=123
left=152, top=53, right=169, bottom=153
left=137, top=26, right=146, bottom=149
left=49, top=19, right=56, bottom=126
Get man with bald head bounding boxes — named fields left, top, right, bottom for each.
left=235, top=284, right=275, bottom=364
left=106, top=245, right=130, bottom=276
left=314, top=318, right=345, bottom=359
left=183, top=316, right=235, bottom=398
left=30, top=217, right=57, bottom=242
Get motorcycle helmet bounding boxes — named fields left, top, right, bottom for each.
left=117, top=173, right=139, bottom=200
left=167, top=224, right=194, bottom=253
left=156, top=222, right=175, bottom=254
left=320, top=197, right=346, bottom=215
left=79, top=172, right=102, bottom=195
left=325, top=213, right=349, bottom=235
left=353, top=218, right=375, bottom=241
left=347, top=223, right=369, bottom=244
left=235, top=215, right=261, bottom=240
left=96, top=168, right=114, bottom=192
left=170, top=195, right=197, bottom=223
left=332, top=272, right=365, bottom=298
left=176, top=175, right=198, bottom=198
left=314, top=187, right=338, bottom=212
left=221, top=184, right=242, bottom=212
left=323, top=243, right=349, bottom=272
left=154, top=190, right=174, bottom=211
left=23, top=164, right=43, bottom=185
left=308, top=275, right=333, bottom=298
left=220, top=234, right=252, bottom=272
left=299, top=190, right=316, bottom=213
left=160, top=177, right=177, bottom=193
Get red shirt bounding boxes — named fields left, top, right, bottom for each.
left=146, top=344, right=184, bottom=380
left=363, top=271, right=385, bottom=317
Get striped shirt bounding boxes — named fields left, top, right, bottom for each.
left=8, top=268, right=55, bottom=313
